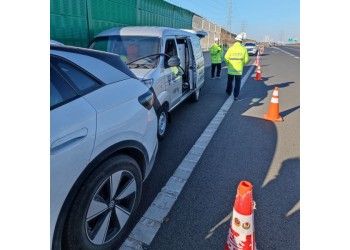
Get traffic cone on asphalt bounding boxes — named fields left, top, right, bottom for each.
left=255, top=65, right=262, bottom=80
left=225, top=181, right=256, bottom=250
left=254, top=53, right=260, bottom=66
left=263, top=87, right=283, bottom=122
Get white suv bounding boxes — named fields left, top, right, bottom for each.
left=50, top=44, right=158, bottom=250
left=244, top=42, right=258, bottom=56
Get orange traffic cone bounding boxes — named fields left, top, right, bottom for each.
left=255, top=65, right=262, bottom=80
left=225, top=181, right=256, bottom=250
left=254, top=54, right=260, bottom=66
left=263, top=87, right=283, bottom=122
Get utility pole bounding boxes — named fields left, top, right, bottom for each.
left=227, top=0, right=232, bottom=42
left=241, top=20, right=247, bottom=33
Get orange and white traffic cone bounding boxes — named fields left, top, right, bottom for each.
left=225, top=181, right=256, bottom=250
left=255, top=65, right=262, bottom=80
left=263, top=87, right=283, bottom=122
left=254, top=55, right=260, bottom=66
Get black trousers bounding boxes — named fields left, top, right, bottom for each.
left=211, top=63, right=221, bottom=77
left=226, top=74, right=242, bottom=97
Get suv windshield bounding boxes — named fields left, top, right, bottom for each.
left=90, top=36, right=161, bottom=68
left=244, top=43, right=256, bottom=47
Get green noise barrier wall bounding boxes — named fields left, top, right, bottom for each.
left=50, top=0, right=194, bottom=47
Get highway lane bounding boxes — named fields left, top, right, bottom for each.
left=272, top=45, right=300, bottom=58
left=120, top=46, right=300, bottom=249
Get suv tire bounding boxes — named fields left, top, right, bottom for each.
left=62, top=155, right=142, bottom=250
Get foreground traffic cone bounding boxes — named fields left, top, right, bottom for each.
left=225, top=181, right=256, bottom=250
left=255, top=65, right=262, bottom=80
left=263, top=87, right=283, bottom=122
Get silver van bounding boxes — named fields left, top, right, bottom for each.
left=90, top=26, right=207, bottom=140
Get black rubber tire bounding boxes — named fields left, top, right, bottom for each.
left=62, top=155, right=142, bottom=250
left=157, top=106, right=168, bottom=140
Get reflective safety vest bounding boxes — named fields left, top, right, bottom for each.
left=224, top=42, right=249, bottom=75
left=210, top=43, right=222, bottom=64
left=120, top=55, right=128, bottom=64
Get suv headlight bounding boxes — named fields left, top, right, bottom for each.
left=141, top=78, right=154, bottom=88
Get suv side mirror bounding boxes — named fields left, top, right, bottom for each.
left=167, top=56, right=181, bottom=67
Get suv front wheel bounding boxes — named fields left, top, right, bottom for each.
left=62, top=155, right=142, bottom=250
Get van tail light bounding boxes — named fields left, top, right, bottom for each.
left=138, top=89, right=154, bottom=110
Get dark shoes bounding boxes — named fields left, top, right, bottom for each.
left=225, top=90, right=231, bottom=95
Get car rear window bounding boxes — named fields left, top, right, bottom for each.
left=52, top=58, right=101, bottom=94
left=50, top=66, right=78, bottom=109
left=51, top=45, right=138, bottom=80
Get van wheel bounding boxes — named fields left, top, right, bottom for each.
left=62, top=155, right=142, bottom=250
left=157, top=106, right=168, bottom=140
left=190, top=88, right=200, bottom=102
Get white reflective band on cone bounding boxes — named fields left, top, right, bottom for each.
left=271, top=97, right=279, bottom=103
left=272, top=90, right=279, bottom=96
left=230, top=210, right=254, bottom=235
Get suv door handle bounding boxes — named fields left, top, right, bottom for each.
left=51, top=128, right=88, bottom=154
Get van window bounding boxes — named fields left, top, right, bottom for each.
left=90, top=36, right=161, bottom=66
left=164, top=39, right=178, bottom=68
left=190, top=37, right=202, bottom=60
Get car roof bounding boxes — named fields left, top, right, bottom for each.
left=50, top=39, right=64, bottom=46
left=50, top=45, right=137, bottom=83
left=94, top=26, right=207, bottom=39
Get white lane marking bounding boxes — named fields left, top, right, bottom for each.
left=273, top=47, right=299, bottom=59
left=120, top=65, right=256, bottom=249
left=286, top=47, right=300, bottom=52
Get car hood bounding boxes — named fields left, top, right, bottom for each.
left=130, top=68, right=155, bottom=80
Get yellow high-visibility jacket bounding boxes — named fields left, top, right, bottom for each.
left=224, top=42, right=249, bottom=75
left=210, top=43, right=222, bottom=64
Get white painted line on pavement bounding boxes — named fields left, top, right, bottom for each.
left=120, top=65, right=256, bottom=250
left=273, top=47, right=299, bottom=59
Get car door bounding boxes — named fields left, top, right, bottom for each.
left=50, top=62, right=97, bottom=240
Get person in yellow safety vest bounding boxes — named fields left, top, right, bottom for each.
left=210, top=37, right=223, bottom=79
left=224, top=34, right=249, bottom=100
left=120, top=55, right=128, bottom=64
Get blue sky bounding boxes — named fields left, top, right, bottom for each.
left=164, top=0, right=300, bottom=43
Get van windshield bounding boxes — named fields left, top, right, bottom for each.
left=91, top=36, right=161, bottom=68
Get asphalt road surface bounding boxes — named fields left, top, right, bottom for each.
left=120, top=45, right=300, bottom=250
